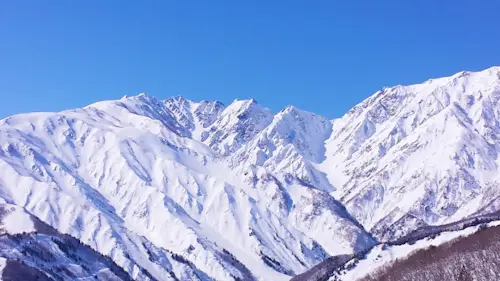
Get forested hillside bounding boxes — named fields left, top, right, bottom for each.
left=359, top=225, right=500, bottom=281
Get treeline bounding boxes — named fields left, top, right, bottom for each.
left=359, top=225, right=500, bottom=281
left=290, top=210, right=500, bottom=281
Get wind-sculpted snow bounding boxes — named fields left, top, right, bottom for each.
left=164, top=96, right=225, bottom=139
left=202, top=99, right=274, bottom=156
left=0, top=66, right=499, bottom=280
left=321, top=66, right=500, bottom=240
left=0, top=94, right=373, bottom=280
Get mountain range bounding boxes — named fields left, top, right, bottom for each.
left=0, top=66, right=499, bottom=280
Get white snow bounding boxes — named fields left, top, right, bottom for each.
left=0, top=66, right=498, bottom=280
left=0, top=205, right=35, bottom=234
left=0, top=257, right=6, bottom=277
left=319, top=66, right=500, bottom=240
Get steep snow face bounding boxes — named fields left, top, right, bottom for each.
left=0, top=95, right=374, bottom=281
left=0, top=108, right=233, bottom=280
left=231, top=106, right=335, bottom=191
left=164, top=96, right=225, bottom=140
left=223, top=106, right=375, bottom=260
left=201, top=99, right=274, bottom=156
left=238, top=106, right=333, bottom=164
left=321, top=66, right=500, bottom=240
left=89, top=93, right=190, bottom=138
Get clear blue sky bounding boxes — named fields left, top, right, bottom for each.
left=1, top=1, right=499, bottom=119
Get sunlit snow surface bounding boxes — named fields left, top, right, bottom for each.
left=0, top=67, right=499, bottom=280
left=0, top=204, right=35, bottom=234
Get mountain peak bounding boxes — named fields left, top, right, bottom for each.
left=124, top=92, right=155, bottom=101
left=281, top=105, right=297, bottom=113
left=228, top=98, right=260, bottom=111
left=119, top=93, right=150, bottom=100
left=201, top=98, right=273, bottom=155
left=166, top=95, right=194, bottom=104
left=2, top=67, right=500, bottom=281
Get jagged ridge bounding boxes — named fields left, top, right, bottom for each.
left=0, top=66, right=499, bottom=280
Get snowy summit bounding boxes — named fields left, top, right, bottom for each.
left=0, top=66, right=500, bottom=280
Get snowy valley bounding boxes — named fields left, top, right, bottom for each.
left=0, top=66, right=500, bottom=280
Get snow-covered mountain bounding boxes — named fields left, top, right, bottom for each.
left=321, top=66, right=500, bottom=241
left=0, top=66, right=499, bottom=280
left=0, top=203, right=134, bottom=280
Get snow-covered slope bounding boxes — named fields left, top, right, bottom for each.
left=0, top=66, right=499, bottom=280
left=164, top=96, right=225, bottom=140
left=0, top=94, right=373, bottom=280
left=0, top=203, right=134, bottom=280
left=320, top=66, right=500, bottom=241
left=202, top=99, right=274, bottom=156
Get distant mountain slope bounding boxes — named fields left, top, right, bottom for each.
left=0, top=66, right=499, bottom=280
left=321, top=66, right=500, bottom=240
left=0, top=204, right=134, bottom=281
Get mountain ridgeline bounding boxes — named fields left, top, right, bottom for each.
left=0, top=66, right=500, bottom=280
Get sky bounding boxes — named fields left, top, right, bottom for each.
left=1, top=1, right=499, bottom=119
